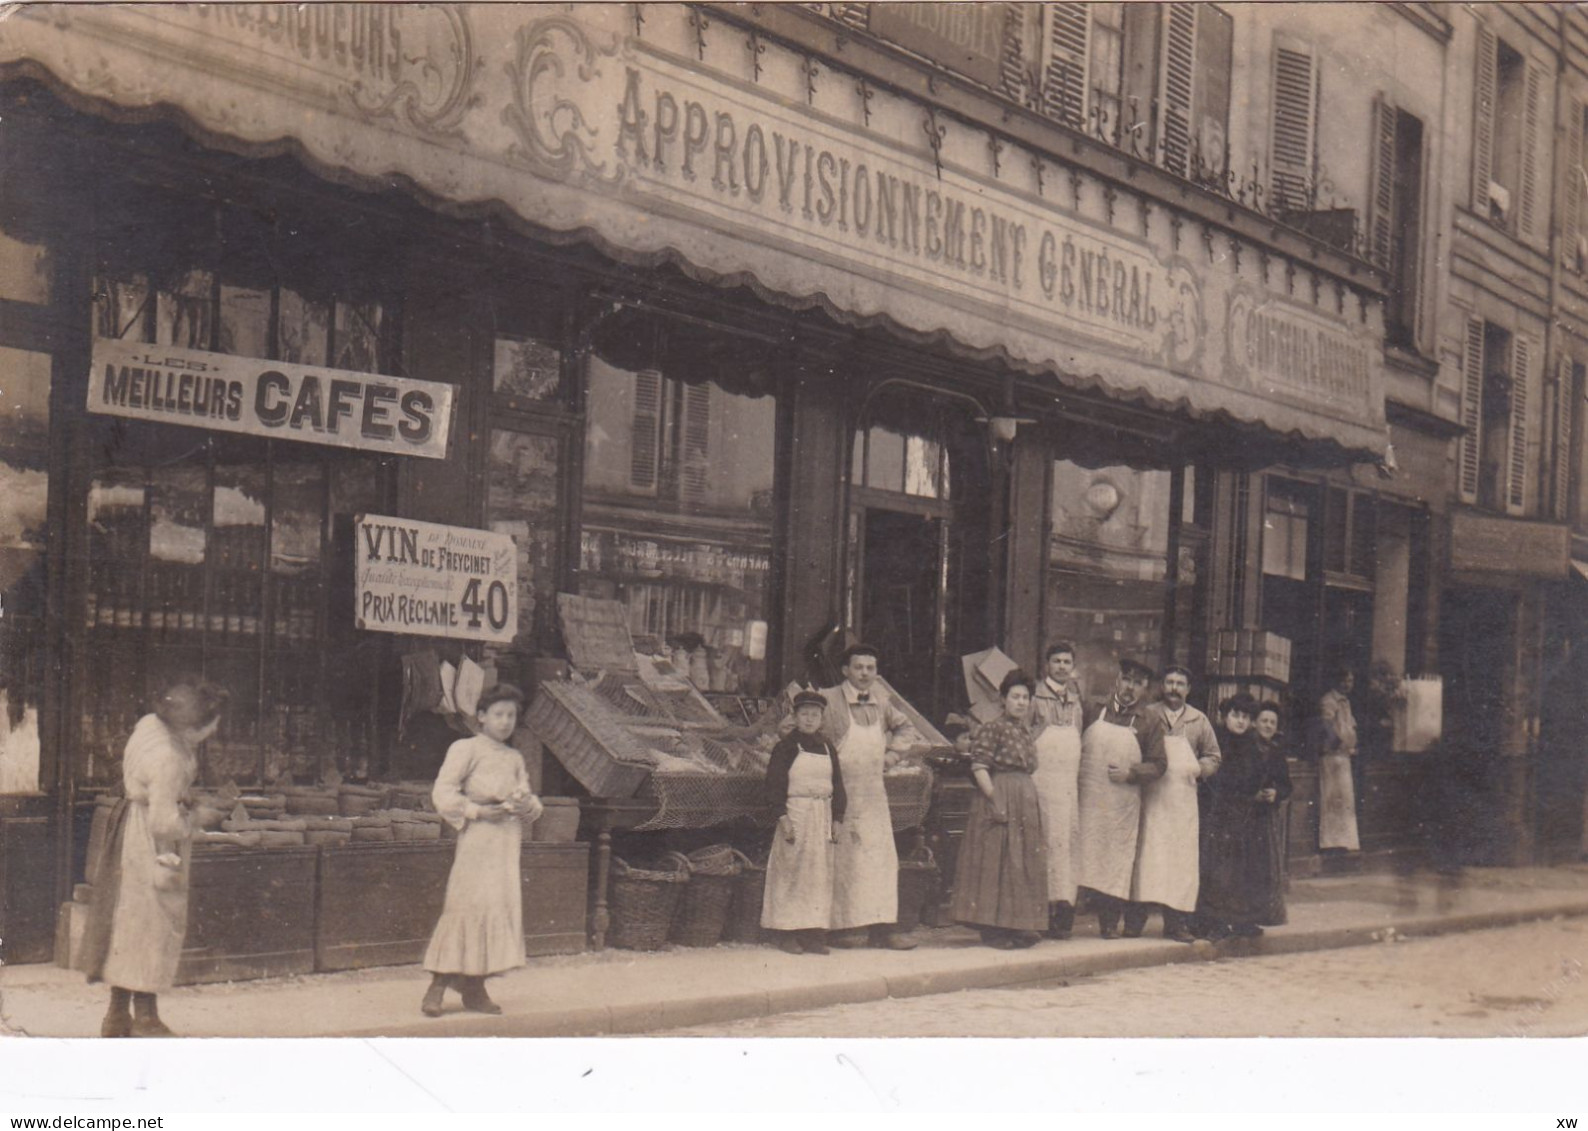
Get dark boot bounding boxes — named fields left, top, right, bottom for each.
left=130, top=992, right=174, bottom=1038
left=777, top=932, right=804, bottom=955
left=979, top=926, right=1016, bottom=949
left=101, top=987, right=132, bottom=1039
left=1162, top=908, right=1195, bottom=943
left=420, top=973, right=452, bottom=1017
left=1047, top=901, right=1075, bottom=939
left=796, top=929, right=830, bottom=955
left=459, top=975, right=503, bottom=1015
left=1122, top=903, right=1150, bottom=938
left=1096, top=902, right=1121, bottom=939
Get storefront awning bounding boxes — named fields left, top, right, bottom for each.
left=1, top=4, right=1389, bottom=458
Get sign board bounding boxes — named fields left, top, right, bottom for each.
left=88, top=338, right=454, bottom=460
left=867, top=4, right=1022, bottom=89
left=355, top=515, right=518, bottom=643
left=1448, top=510, right=1570, bottom=578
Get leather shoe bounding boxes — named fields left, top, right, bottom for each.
left=778, top=935, right=804, bottom=955
left=872, top=932, right=918, bottom=951
left=1164, top=928, right=1196, bottom=943
left=1010, top=931, right=1041, bottom=949
left=1121, top=928, right=1143, bottom=939
left=100, top=1014, right=132, bottom=1039
left=827, top=931, right=867, bottom=948
left=803, top=941, right=831, bottom=955
left=1098, top=926, right=1120, bottom=940
left=129, top=1016, right=175, bottom=1038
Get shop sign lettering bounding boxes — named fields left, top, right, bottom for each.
left=866, top=4, right=1025, bottom=90
left=355, top=515, right=519, bottom=643
left=1225, top=287, right=1374, bottom=417
left=1448, top=510, right=1569, bottom=579
left=88, top=338, right=455, bottom=460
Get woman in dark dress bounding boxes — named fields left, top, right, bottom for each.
left=950, top=670, right=1050, bottom=949
left=1197, top=694, right=1293, bottom=939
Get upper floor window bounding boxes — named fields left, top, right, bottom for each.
left=1459, top=318, right=1537, bottom=516
left=1370, top=99, right=1426, bottom=350
left=1472, top=25, right=1544, bottom=242
left=1562, top=99, right=1588, bottom=273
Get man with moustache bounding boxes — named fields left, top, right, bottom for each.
left=1128, top=665, right=1222, bottom=942
left=1075, top=658, right=1166, bottom=939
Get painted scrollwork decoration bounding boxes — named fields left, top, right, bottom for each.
left=348, top=4, right=481, bottom=141
left=503, top=17, right=623, bottom=186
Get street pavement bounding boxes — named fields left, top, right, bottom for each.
left=664, top=917, right=1588, bottom=1037
left=4, top=864, right=1588, bottom=1038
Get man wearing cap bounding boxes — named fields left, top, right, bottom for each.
left=785, top=643, right=923, bottom=949
left=1076, top=658, right=1166, bottom=938
left=1129, top=665, right=1222, bottom=942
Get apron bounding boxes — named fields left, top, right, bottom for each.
left=1075, top=718, right=1142, bottom=901
left=1319, top=753, right=1361, bottom=850
left=1132, top=733, right=1201, bottom=912
left=1031, top=721, right=1082, bottom=903
left=832, top=715, right=898, bottom=929
left=761, top=751, right=836, bottom=931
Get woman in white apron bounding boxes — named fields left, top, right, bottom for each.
left=1130, top=667, right=1221, bottom=942
left=1075, top=658, right=1160, bottom=938
left=1317, top=667, right=1361, bottom=852
left=762, top=690, right=847, bottom=955
left=1029, top=643, right=1084, bottom=938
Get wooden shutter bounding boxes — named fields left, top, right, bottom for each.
left=1519, top=60, right=1545, bottom=241
left=1159, top=4, right=1196, bottom=176
left=1042, top=3, right=1090, bottom=127
left=1270, top=38, right=1319, bottom=212
left=1459, top=316, right=1486, bottom=504
left=681, top=381, right=712, bottom=505
left=1368, top=96, right=1398, bottom=267
left=1508, top=334, right=1535, bottom=515
left=629, top=368, right=663, bottom=496
left=1554, top=357, right=1574, bottom=519
left=1472, top=22, right=1497, bottom=217
left=1565, top=98, right=1585, bottom=270
left=1192, top=5, right=1233, bottom=177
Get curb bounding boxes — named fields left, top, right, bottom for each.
left=326, top=899, right=1588, bottom=1038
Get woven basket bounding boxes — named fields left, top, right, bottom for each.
left=607, top=852, right=690, bottom=951
left=720, top=850, right=767, bottom=944
left=525, top=681, right=655, bottom=798
left=670, top=844, right=742, bottom=948
left=895, top=845, right=938, bottom=933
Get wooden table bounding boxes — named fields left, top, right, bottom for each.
left=577, top=798, right=660, bottom=950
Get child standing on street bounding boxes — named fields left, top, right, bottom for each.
left=762, top=689, right=847, bottom=955
left=421, top=683, right=543, bottom=1017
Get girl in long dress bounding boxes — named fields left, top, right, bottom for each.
left=950, top=670, right=1049, bottom=949
left=79, top=677, right=227, bottom=1038
left=421, top=683, right=543, bottom=1018
left=761, top=689, right=848, bottom=954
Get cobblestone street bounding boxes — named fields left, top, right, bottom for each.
left=665, top=917, right=1588, bottom=1037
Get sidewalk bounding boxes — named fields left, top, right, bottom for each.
left=5, top=864, right=1588, bottom=1038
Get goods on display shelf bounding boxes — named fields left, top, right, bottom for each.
left=1207, top=629, right=1293, bottom=683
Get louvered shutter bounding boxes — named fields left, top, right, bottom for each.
left=1472, top=23, right=1497, bottom=217
left=1270, top=39, right=1319, bottom=213
left=1459, top=317, right=1486, bottom=504
left=1555, top=357, right=1574, bottom=519
left=681, top=382, right=712, bottom=505
left=1508, top=334, right=1535, bottom=515
left=630, top=368, right=663, bottom=496
left=1042, top=3, right=1090, bottom=127
left=1159, top=4, right=1196, bottom=176
left=1368, top=96, right=1398, bottom=267
left=1519, top=61, right=1545, bottom=241
left=1000, top=3, right=1029, bottom=102
left=1565, top=99, right=1585, bottom=270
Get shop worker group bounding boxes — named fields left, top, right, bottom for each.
left=762, top=643, right=1294, bottom=954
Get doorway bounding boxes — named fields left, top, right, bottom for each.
left=856, top=509, right=945, bottom=714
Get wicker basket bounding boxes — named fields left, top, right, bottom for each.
left=607, top=852, right=690, bottom=951
left=670, top=844, right=742, bottom=948
left=525, top=681, right=656, bottom=798
left=721, top=850, right=767, bottom=944
left=894, top=845, right=938, bottom=933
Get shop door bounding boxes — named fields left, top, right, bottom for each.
left=856, top=508, right=946, bottom=714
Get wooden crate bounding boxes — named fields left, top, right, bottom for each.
left=177, top=846, right=318, bottom=985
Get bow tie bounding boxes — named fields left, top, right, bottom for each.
left=855, top=692, right=871, bottom=703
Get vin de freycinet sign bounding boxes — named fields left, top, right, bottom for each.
left=355, top=516, right=519, bottom=644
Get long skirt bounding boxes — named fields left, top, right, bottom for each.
left=949, top=772, right=1048, bottom=932
left=1319, top=753, right=1360, bottom=850
left=1199, top=801, right=1280, bottom=926
left=1260, top=804, right=1289, bottom=925
left=90, top=800, right=192, bottom=993
left=423, top=816, right=526, bottom=976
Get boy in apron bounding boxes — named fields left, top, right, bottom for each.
left=1129, top=666, right=1222, bottom=942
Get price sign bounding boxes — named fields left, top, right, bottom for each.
left=354, top=515, right=518, bottom=643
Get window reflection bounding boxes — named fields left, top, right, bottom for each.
left=156, top=268, right=214, bottom=349
left=94, top=275, right=152, bottom=341
left=494, top=335, right=561, bottom=400
left=581, top=358, right=775, bottom=694
left=279, top=289, right=329, bottom=366
left=334, top=300, right=382, bottom=373
left=0, top=347, right=51, bottom=794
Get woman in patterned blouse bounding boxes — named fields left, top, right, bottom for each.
left=948, top=669, right=1051, bottom=948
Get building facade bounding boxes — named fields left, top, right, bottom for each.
left=2, top=2, right=1582, bottom=964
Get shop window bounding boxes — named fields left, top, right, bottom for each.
left=0, top=227, right=52, bottom=305
left=486, top=429, right=563, bottom=651
left=1045, top=460, right=1174, bottom=701
left=1370, top=99, right=1425, bottom=349
left=580, top=357, right=776, bottom=695
left=1473, top=26, right=1544, bottom=240
left=80, top=194, right=392, bottom=785
left=1262, top=489, right=1308, bottom=582
left=0, top=346, right=51, bottom=794
left=853, top=425, right=949, bottom=500
left=493, top=335, right=562, bottom=402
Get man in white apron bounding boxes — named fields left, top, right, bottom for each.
left=1076, top=658, right=1166, bottom=938
left=1129, top=666, right=1221, bottom=942
left=793, top=644, right=923, bottom=950
left=1029, top=641, right=1085, bottom=938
